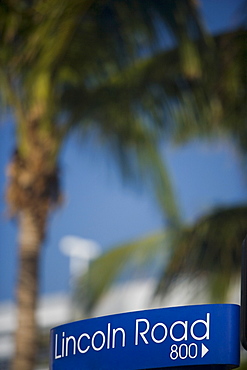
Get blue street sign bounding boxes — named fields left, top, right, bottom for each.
left=241, top=237, right=247, bottom=350
left=50, top=304, right=240, bottom=369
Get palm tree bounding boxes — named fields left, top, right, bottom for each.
left=157, top=205, right=247, bottom=302
left=0, top=0, right=210, bottom=368
left=74, top=0, right=247, bottom=363
left=76, top=205, right=247, bottom=310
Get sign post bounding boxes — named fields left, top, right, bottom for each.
left=50, top=303, right=240, bottom=369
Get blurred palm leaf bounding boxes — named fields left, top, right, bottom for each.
left=157, top=205, right=247, bottom=302
left=78, top=205, right=247, bottom=312
left=0, top=0, right=211, bottom=227
left=76, top=232, right=168, bottom=313
left=173, top=29, right=247, bottom=151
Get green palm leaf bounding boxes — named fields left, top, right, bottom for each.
left=76, top=232, right=167, bottom=313
left=78, top=205, right=247, bottom=312
left=157, top=205, right=247, bottom=302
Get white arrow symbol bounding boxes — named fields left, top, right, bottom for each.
left=201, top=343, right=209, bottom=358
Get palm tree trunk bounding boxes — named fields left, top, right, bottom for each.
left=12, top=209, right=46, bottom=370
left=6, top=120, right=60, bottom=370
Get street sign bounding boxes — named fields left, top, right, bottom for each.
left=50, top=304, right=240, bottom=369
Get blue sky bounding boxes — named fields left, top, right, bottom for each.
left=1, top=122, right=246, bottom=301
left=0, top=0, right=246, bottom=302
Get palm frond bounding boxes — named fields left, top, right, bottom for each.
left=157, top=205, right=247, bottom=302
left=78, top=205, right=247, bottom=313
left=76, top=232, right=167, bottom=313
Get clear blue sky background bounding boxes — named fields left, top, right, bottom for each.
left=0, top=0, right=246, bottom=302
